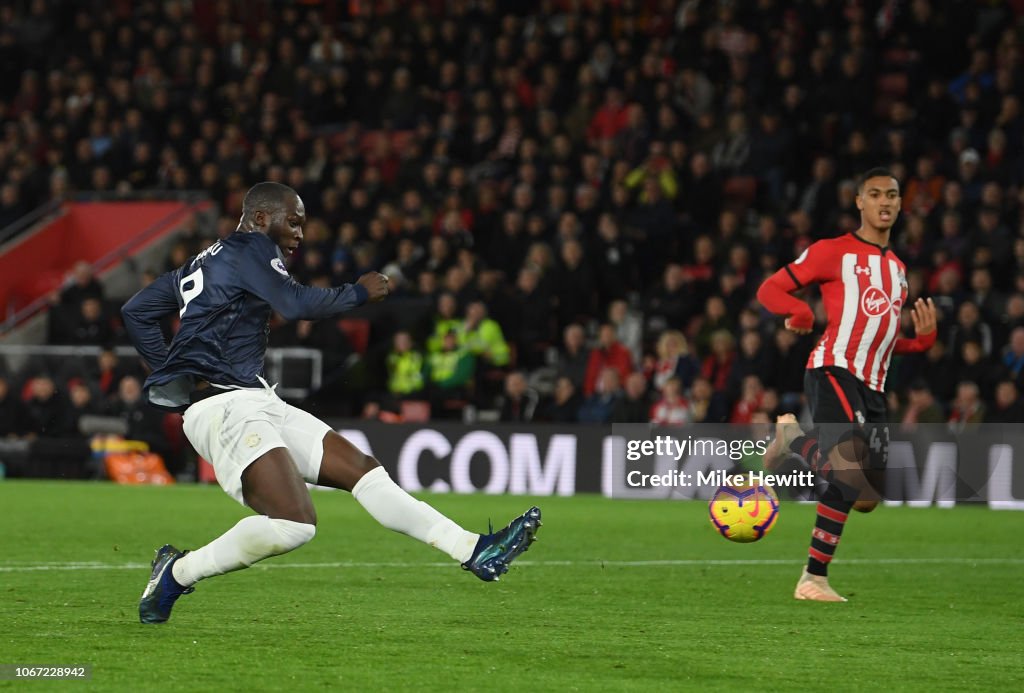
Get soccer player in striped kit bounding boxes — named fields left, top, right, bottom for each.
left=757, top=168, right=937, bottom=601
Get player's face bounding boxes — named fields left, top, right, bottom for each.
left=269, top=194, right=306, bottom=256
left=856, top=176, right=901, bottom=232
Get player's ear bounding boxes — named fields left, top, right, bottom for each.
left=855, top=194, right=863, bottom=210
left=253, top=210, right=267, bottom=229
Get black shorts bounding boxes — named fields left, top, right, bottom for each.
left=805, top=366, right=890, bottom=470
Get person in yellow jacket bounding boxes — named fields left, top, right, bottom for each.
left=386, top=330, right=426, bottom=396
left=457, top=300, right=510, bottom=367
left=428, top=330, right=476, bottom=391
left=426, top=292, right=462, bottom=353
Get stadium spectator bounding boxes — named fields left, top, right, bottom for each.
left=583, top=324, right=634, bottom=397
left=1001, top=327, right=1024, bottom=383
left=63, top=378, right=100, bottom=437
left=552, top=239, right=597, bottom=332
left=539, top=376, right=581, bottom=424
left=612, top=372, right=652, bottom=424
left=110, top=375, right=177, bottom=471
left=948, top=381, right=986, bottom=432
left=0, top=375, right=27, bottom=438
left=458, top=300, right=510, bottom=368
left=509, top=267, right=555, bottom=369
left=22, top=376, right=68, bottom=438
left=694, top=296, right=734, bottom=358
left=646, top=263, right=693, bottom=337
left=685, top=376, right=723, bottom=424
left=729, top=375, right=768, bottom=425
left=726, top=330, right=774, bottom=403
left=607, top=300, right=643, bottom=367
left=425, top=293, right=462, bottom=354
left=427, top=330, right=475, bottom=400
left=556, top=323, right=589, bottom=391
left=700, top=330, right=737, bottom=395
left=385, top=331, right=426, bottom=399
left=987, top=380, right=1024, bottom=423
left=649, top=330, right=700, bottom=392
left=497, top=371, right=538, bottom=424
left=899, top=381, right=947, bottom=433
left=577, top=367, right=622, bottom=424
left=948, top=301, right=994, bottom=360
left=650, top=376, right=690, bottom=426
left=64, top=297, right=116, bottom=346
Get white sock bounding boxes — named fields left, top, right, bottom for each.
left=351, top=466, right=479, bottom=562
left=172, top=516, right=316, bottom=587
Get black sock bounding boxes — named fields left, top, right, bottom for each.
left=806, top=482, right=853, bottom=577
left=790, top=434, right=822, bottom=471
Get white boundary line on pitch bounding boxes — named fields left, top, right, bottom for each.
left=0, top=557, right=1022, bottom=573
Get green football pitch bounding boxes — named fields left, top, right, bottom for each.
left=1, top=480, right=1021, bottom=691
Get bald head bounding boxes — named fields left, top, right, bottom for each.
left=242, top=181, right=299, bottom=219
left=239, top=181, right=306, bottom=256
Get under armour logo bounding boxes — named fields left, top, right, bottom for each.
left=855, top=266, right=871, bottom=276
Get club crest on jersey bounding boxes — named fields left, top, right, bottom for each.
left=271, top=258, right=289, bottom=276
left=860, top=286, right=892, bottom=317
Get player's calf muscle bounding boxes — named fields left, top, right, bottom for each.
left=318, top=432, right=382, bottom=490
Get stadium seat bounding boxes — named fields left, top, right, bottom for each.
left=161, top=413, right=184, bottom=456
left=723, top=176, right=757, bottom=211
left=338, top=318, right=370, bottom=354
left=400, top=399, right=431, bottom=422
left=877, top=72, right=908, bottom=98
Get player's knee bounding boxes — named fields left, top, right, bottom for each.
left=852, top=499, right=879, bottom=513
left=267, top=517, right=317, bottom=553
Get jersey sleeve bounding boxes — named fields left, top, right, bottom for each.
left=785, top=240, right=836, bottom=289
left=236, top=233, right=369, bottom=320
left=121, top=271, right=181, bottom=370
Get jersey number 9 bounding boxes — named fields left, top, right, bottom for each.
left=179, top=267, right=204, bottom=317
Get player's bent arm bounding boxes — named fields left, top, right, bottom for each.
left=756, top=269, right=814, bottom=330
left=267, top=278, right=368, bottom=321
left=121, top=272, right=180, bottom=370
left=238, top=246, right=368, bottom=320
left=893, top=331, right=936, bottom=354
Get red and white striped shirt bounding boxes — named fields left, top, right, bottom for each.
left=786, top=234, right=908, bottom=392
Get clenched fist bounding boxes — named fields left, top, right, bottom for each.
left=357, top=272, right=391, bottom=302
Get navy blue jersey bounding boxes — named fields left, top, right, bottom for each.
left=122, top=231, right=367, bottom=411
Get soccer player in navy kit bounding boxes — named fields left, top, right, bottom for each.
left=123, top=182, right=541, bottom=623
left=757, top=169, right=937, bottom=601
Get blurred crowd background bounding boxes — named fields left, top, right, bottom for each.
left=3, top=0, right=1024, bottom=477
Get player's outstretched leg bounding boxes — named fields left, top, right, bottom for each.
left=317, top=432, right=541, bottom=581
left=763, top=414, right=803, bottom=471
left=139, top=449, right=318, bottom=624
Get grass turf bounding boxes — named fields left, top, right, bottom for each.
left=0, top=480, right=1022, bottom=691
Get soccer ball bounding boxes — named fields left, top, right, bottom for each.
left=708, top=483, right=780, bottom=543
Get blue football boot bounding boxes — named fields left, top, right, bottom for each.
left=139, top=544, right=194, bottom=624
left=462, top=506, right=541, bottom=582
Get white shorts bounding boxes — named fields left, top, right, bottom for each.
left=181, top=386, right=332, bottom=505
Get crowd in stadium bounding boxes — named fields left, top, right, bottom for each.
left=2, top=0, right=1024, bottom=473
